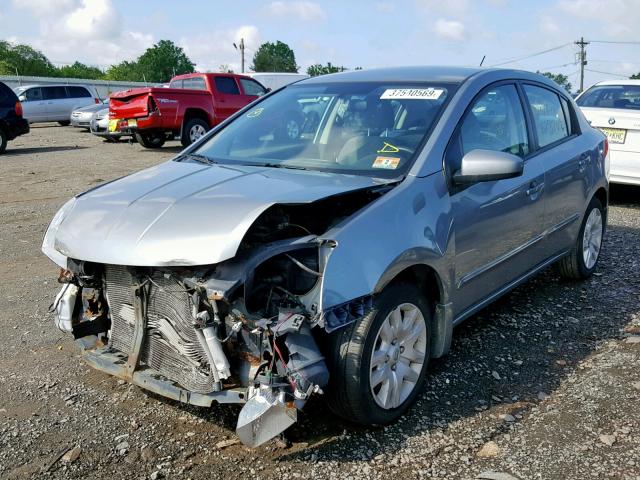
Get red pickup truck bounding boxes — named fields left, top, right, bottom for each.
left=109, top=73, right=268, bottom=148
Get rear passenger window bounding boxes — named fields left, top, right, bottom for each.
left=43, top=86, right=67, bottom=100
left=67, top=86, right=91, bottom=98
left=215, top=77, right=240, bottom=95
left=523, top=85, right=569, bottom=148
left=183, top=77, right=207, bottom=90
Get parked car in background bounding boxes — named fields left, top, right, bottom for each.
left=71, top=100, right=108, bottom=130
left=576, top=80, right=640, bottom=185
left=90, top=106, right=130, bottom=142
left=244, top=72, right=309, bottom=91
left=43, top=67, right=609, bottom=448
left=13, top=84, right=100, bottom=126
left=0, top=81, right=29, bottom=153
left=108, top=73, right=267, bottom=148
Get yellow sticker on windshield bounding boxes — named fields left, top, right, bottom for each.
left=377, top=142, right=400, bottom=154
left=247, top=107, right=264, bottom=118
left=372, top=156, right=401, bottom=169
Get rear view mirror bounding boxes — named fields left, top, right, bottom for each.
left=453, top=149, right=524, bottom=184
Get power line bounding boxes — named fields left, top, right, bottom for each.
left=489, top=43, right=572, bottom=67
left=589, top=40, right=640, bottom=45
left=538, top=62, right=576, bottom=71
left=584, top=68, right=630, bottom=78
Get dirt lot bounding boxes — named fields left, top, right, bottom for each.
left=1, top=125, right=639, bottom=480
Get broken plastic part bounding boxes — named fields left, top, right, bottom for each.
left=236, top=385, right=297, bottom=448
left=53, top=283, right=79, bottom=333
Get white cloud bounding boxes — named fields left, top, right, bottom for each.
left=180, top=25, right=262, bottom=73
left=266, top=1, right=326, bottom=21
left=375, top=2, right=396, bottom=12
left=434, top=18, right=466, bottom=42
left=415, top=0, right=470, bottom=17
left=64, top=0, right=120, bottom=39
left=9, top=0, right=153, bottom=67
left=557, top=0, right=640, bottom=38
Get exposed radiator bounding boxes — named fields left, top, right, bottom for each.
left=104, top=265, right=216, bottom=393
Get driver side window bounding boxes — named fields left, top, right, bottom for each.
left=450, top=84, right=529, bottom=173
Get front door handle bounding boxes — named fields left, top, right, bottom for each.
left=526, top=181, right=544, bottom=197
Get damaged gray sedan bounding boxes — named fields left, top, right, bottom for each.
left=42, top=67, right=609, bottom=447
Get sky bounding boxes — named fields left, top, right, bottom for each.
left=1, top=0, right=640, bottom=91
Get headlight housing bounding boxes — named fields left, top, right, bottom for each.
left=42, top=197, right=77, bottom=268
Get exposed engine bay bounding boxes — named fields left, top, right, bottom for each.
left=49, top=186, right=389, bottom=447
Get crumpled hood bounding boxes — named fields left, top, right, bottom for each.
left=45, top=160, right=386, bottom=267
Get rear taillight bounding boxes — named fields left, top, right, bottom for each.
left=603, top=137, right=609, bottom=159
left=15, top=101, right=22, bottom=117
left=147, top=96, right=159, bottom=115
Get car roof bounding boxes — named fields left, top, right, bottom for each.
left=15, top=84, right=92, bottom=89
left=172, top=72, right=255, bottom=81
left=593, top=79, right=640, bottom=87
left=298, top=66, right=486, bottom=85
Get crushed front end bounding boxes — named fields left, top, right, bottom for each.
left=52, top=240, right=335, bottom=447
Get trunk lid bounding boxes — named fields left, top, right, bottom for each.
left=580, top=107, right=640, bottom=152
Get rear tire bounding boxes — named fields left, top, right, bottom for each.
left=325, top=283, right=432, bottom=426
left=0, top=128, right=7, bottom=154
left=135, top=131, right=166, bottom=149
left=58, top=121, right=71, bottom=126
left=181, top=118, right=209, bottom=147
left=558, top=197, right=604, bottom=280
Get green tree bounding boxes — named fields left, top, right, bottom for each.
left=631, top=72, right=640, bottom=79
left=136, top=40, right=195, bottom=83
left=56, top=61, right=104, bottom=79
left=306, top=62, right=345, bottom=77
left=251, top=41, right=298, bottom=73
left=0, top=41, right=56, bottom=76
left=105, top=60, right=141, bottom=81
left=538, top=71, right=572, bottom=93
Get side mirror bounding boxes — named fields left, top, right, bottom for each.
left=265, top=88, right=272, bottom=93
left=453, top=149, right=524, bottom=184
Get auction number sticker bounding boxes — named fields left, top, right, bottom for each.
left=380, top=88, right=444, bottom=100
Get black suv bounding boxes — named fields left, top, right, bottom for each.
left=0, top=81, right=29, bottom=153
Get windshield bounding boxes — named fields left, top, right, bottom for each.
left=577, top=84, right=640, bottom=110
left=191, top=82, right=454, bottom=177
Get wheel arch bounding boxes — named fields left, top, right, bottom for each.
left=182, top=107, right=213, bottom=127
left=374, top=261, right=453, bottom=359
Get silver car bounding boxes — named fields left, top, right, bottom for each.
left=89, top=106, right=129, bottom=142
left=14, top=84, right=99, bottom=125
left=42, top=67, right=609, bottom=447
left=71, top=100, right=108, bottom=129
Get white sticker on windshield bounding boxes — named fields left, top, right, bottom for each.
left=380, top=88, right=444, bottom=100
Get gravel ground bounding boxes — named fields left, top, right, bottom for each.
left=0, top=125, right=639, bottom=480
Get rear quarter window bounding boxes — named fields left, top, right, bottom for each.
left=577, top=84, right=640, bottom=110
left=67, top=86, right=92, bottom=98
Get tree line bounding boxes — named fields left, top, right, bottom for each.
left=0, top=38, right=359, bottom=83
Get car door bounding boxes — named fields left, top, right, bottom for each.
left=19, top=87, right=46, bottom=122
left=42, top=86, right=68, bottom=121
left=448, top=83, right=546, bottom=314
left=521, top=84, right=592, bottom=256
left=213, top=76, right=244, bottom=121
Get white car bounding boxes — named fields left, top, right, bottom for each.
left=576, top=80, right=640, bottom=185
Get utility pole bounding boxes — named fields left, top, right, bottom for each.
left=575, top=37, right=589, bottom=93
left=234, top=38, right=246, bottom=73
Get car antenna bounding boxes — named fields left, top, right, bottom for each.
left=479, top=55, right=486, bottom=67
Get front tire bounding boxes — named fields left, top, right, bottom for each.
left=0, top=128, right=7, bottom=154
left=558, top=197, right=604, bottom=279
left=181, top=118, right=209, bottom=147
left=135, top=131, right=166, bottom=149
left=325, top=283, right=431, bottom=425
left=58, top=121, right=71, bottom=126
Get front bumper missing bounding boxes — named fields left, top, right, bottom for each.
left=80, top=345, right=246, bottom=407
